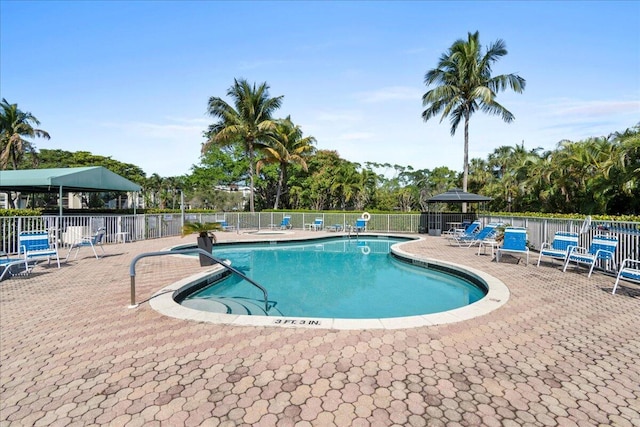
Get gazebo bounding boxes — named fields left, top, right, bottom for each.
left=423, top=188, right=492, bottom=235
left=0, top=167, right=142, bottom=215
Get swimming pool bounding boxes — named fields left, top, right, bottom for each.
left=175, top=236, right=487, bottom=319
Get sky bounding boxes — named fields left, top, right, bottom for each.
left=1, top=1, right=639, bottom=179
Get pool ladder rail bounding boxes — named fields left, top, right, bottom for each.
left=129, top=248, right=270, bottom=312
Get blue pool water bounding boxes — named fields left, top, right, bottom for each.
left=179, top=237, right=486, bottom=319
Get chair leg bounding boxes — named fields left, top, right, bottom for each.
left=89, top=243, right=99, bottom=259
left=612, top=276, right=620, bottom=294
left=588, top=262, right=596, bottom=278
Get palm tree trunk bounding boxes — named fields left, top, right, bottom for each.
left=274, top=167, right=285, bottom=210
left=248, top=140, right=255, bottom=212
left=462, top=111, right=470, bottom=213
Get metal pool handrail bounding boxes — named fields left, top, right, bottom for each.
left=128, top=249, right=269, bottom=312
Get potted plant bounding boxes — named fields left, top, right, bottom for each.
left=181, top=222, right=222, bottom=266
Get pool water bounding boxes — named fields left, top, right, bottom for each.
left=179, top=237, right=486, bottom=319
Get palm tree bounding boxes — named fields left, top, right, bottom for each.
left=256, top=116, right=316, bottom=209
left=422, top=31, right=525, bottom=210
left=203, top=79, right=283, bottom=212
left=0, top=98, right=50, bottom=170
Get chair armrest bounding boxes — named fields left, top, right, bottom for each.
left=540, top=242, right=551, bottom=250
left=594, top=249, right=615, bottom=260
left=620, top=258, right=640, bottom=270
left=567, top=246, right=588, bottom=256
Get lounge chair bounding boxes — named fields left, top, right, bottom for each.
left=0, top=251, right=30, bottom=281
left=280, top=216, right=292, bottom=230
left=216, top=220, right=234, bottom=232
left=496, top=227, right=529, bottom=265
left=536, top=231, right=579, bottom=267
left=451, top=222, right=499, bottom=247
left=66, top=227, right=106, bottom=261
left=446, top=220, right=480, bottom=237
left=19, top=230, right=61, bottom=268
left=563, top=234, right=618, bottom=278
left=354, top=219, right=367, bottom=232
left=313, top=218, right=324, bottom=231
left=612, top=258, right=640, bottom=295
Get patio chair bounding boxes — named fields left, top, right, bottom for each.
left=66, top=227, right=106, bottom=261
left=313, top=218, right=324, bottom=231
left=354, top=218, right=367, bottom=232
left=280, top=216, right=292, bottom=230
left=536, top=231, right=579, bottom=267
left=562, top=234, right=618, bottom=278
left=496, top=227, right=530, bottom=265
left=216, top=220, right=233, bottom=232
left=451, top=222, right=500, bottom=247
left=0, top=251, right=30, bottom=281
left=612, top=258, right=640, bottom=295
left=18, top=230, right=61, bottom=268
left=446, top=220, right=480, bottom=238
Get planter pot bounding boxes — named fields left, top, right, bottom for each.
left=196, top=236, right=215, bottom=266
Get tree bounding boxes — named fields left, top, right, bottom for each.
left=422, top=31, right=525, bottom=210
left=203, top=79, right=283, bottom=212
left=0, top=99, right=51, bottom=171
left=256, top=116, right=316, bottom=209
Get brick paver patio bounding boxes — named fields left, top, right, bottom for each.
left=1, top=231, right=638, bottom=426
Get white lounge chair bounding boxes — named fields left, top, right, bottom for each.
left=19, top=230, right=61, bottom=268
left=451, top=222, right=500, bottom=248
left=612, top=258, right=640, bottom=295
left=536, top=231, right=579, bottom=267
left=66, top=227, right=106, bottom=260
left=0, top=251, right=30, bottom=281
left=496, top=227, right=529, bottom=265
left=563, top=234, right=618, bottom=278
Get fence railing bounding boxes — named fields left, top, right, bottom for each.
left=482, top=214, right=640, bottom=272
left=1, top=212, right=639, bottom=273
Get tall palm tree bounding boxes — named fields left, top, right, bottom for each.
left=422, top=31, right=525, bottom=210
left=0, top=98, right=50, bottom=170
left=203, top=79, right=283, bottom=212
left=256, top=116, right=316, bottom=209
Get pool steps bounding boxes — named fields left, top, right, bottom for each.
left=182, top=296, right=283, bottom=316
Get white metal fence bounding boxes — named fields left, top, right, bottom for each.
left=1, top=212, right=638, bottom=273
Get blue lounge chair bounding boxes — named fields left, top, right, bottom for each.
left=19, top=230, right=61, bottom=268
left=563, top=234, right=618, bottom=278
left=451, top=222, right=499, bottom=247
left=216, top=220, right=234, bottom=232
left=66, top=227, right=106, bottom=261
left=612, top=258, right=640, bottom=295
left=0, top=251, right=30, bottom=281
left=280, top=216, right=292, bottom=230
left=446, top=220, right=480, bottom=237
left=496, top=227, right=529, bottom=265
left=536, top=231, right=579, bottom=267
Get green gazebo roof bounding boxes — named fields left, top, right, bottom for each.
left=0, top=167, right=141, bottom=193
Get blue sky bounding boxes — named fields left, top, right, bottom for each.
left=2, top=1, right=639, bottom=178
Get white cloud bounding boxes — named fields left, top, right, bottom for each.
left=336, top=132, right=375, bottom=141
left=356, top=86, right=422, bottom=103
left=100, top=118, right=206, bottom=140
left=314, top=110, right=364, bottom=123
left=547, top=99, right=640, bottom=117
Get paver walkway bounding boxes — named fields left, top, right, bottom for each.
left=1, top=231, right=638, bottom=426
